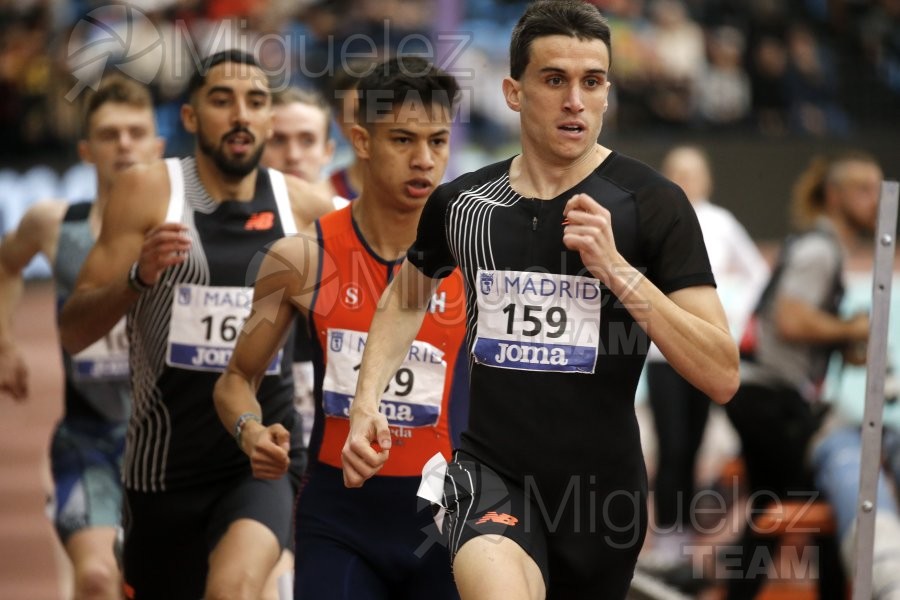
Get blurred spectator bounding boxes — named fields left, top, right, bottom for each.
left=639, top=145, right=768, bottom=593
left=694, top=25, right=751, bottom=127
left=856, top=0, right=900, bottom=94
left=644, top=0, right=705, bottom=125
left=812, top=268, right=900, bottom=600
left=0, top=0, right=897, bottom=180
left=600, top=0, right=656, bottom=128
left=785, top=23, right=850, bottom=136
left=0, top=3, right=57, bottom=159
left=726, top=151, right=881, bottom=599
left=749, top=35, right=790, bottom=136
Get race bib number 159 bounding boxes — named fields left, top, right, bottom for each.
left=472, top=269, right=601, bottom=373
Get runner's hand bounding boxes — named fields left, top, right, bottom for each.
left=243, top=422, right=291, bottom=479
left=136, top=223, right=192, bottom=286
left=0, top=341, right=28, bottom=401
left=562, top=193, right=622, bottom=285
left=342, top=407, right=391, bottom=488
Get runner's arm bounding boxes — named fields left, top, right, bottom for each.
left=342, top=259, right=438, bottom=487
left=214, top=234, right=315, bottom=478
left=59, top=163, right=186, bottom=353
left=564, top=192, right=738, bottom=404
left=615, top=280, right=738, bottom=404
left=0, top=201, right=67, bottom=400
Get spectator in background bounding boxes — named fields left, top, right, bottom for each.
left=812, top=265, right=900, bottom=600
left=856, top=0, right=900, bottom=95
left=785, top=23, right=850, bottom=136
left=695, top=26, right=752, bottom=127
left=640, top=145, right=768, bottom=592
left=0, top=3, right=58, bottom=159
left=749, top=35, right=790, bottom=136
left=599, top=0, right=656, bottom=128
left=645, top=0, right=705, bottom=126
left=725, top=151, right=881, bottom=599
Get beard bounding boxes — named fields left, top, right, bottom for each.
left=197, top=123, right=265, bottom=178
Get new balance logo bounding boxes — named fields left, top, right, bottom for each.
left=245, top=211, right=275, bottom=231
left=475, top=511, right=519, bottom=526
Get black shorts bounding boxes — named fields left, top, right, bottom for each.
left=122, top=472, right=294, bottom=600
left=442, top=451, right=647, bottom=600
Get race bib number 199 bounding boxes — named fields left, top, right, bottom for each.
left=167, top=284, right=282, bottom=374
left=472, top=269, right=602, bottom=373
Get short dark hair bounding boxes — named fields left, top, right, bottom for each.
left=82, top=74, right=154, bottom=137
left=186, top=49, right=266, bottom=98
left=509, top=0, right=612, bottom=80
left=324, top=57, right=381, bottom=124
left=355, top=56, right=460, bottom=126
left=271, top=86, right=333, bottom=140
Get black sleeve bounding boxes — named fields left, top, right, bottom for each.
left=406, top=183, right=457, bottom=279
left=638, top=182, right=715, bottom=294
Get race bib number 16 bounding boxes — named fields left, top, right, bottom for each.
left=472, top=269, right=602, bottom=373
left=167, top=284, right=282, bottom=374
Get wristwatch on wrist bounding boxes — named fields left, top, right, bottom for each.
left=234, top=412, right=263, bottom=448
left=127, top=262, right=152, bottom=293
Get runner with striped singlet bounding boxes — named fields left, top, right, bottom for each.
left=58, top=50, right=334, bottom=599
left=214, top=55, right=467, bottom=599
left=343, top=3, right=739, bottom=599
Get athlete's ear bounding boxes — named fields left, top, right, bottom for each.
left=502, top=76, right=522, bottom=113
left=181, top=102, right=197, bottom=134
left=350, top=124, right=370, bottom=161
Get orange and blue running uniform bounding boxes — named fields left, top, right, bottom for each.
left=329, top=167, right=359, bottom=201
left=296, top=205, right=467, bottom=599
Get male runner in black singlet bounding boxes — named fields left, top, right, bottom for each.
left=343, top=3, right=739, bottom=599
left=59, top=50, right=333, bottom=599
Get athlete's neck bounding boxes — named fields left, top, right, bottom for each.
left=194, top=152, right=258, bottom=202
left=87, top=201, right=103, bottom=239
left=350, top=194, right=420, bottom=262
left=346, top=161, right=365, bottom=196
left=90, top=177, right=113, bottom=238
left=510, top=143, right=610, bottom=199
